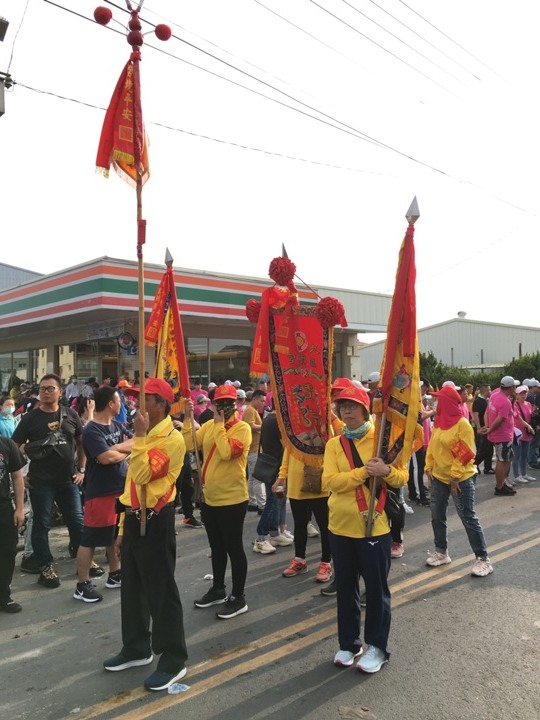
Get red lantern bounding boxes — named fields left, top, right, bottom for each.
left=246, top=299, right=261, bottom=323
left=316, top=296, right=346, bottom=329
left=269, top=256, right=296, bottom=286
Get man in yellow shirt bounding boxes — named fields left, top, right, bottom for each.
left=103, top=378, right=188, bottom=692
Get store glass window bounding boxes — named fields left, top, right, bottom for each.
left=187, top=338, right=209, bottom=386
left=209, top=338, right=251, bottom=387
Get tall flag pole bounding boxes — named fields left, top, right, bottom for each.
left=144, top=251, right=204, bottom=503
left=366, top=197, right=424, bottom=536
left=94, top=3, right=171, bottom=535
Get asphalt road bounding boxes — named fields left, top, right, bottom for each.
left=1, top=472, right=539, bottom=720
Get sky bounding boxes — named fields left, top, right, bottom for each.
left=1, top=0, right=539, bottom=335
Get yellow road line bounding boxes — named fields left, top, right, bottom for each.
left=73, top=527, right=540, bottom=720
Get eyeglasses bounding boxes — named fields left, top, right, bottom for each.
left=39, top=385, right=59, bottom=393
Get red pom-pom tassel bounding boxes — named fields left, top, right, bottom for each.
left=94, top=6, right=112, bottom=25
left=269, top=257, right=296, bottom=287
left=246, top=299, right=261, bottom=323
left=155, top=24, right=172, bottom=41
left=316, top=296, right=347, bottom=329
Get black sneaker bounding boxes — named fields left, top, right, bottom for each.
left=90, top=564, right=105, bottom=578
left=105, top=570, right=121, bottom=589
left=495, top=485, right=516, bottom=496
left=73, top=581, right=103, bottom=603
left=216, top=595, right=248, bottom=619
left=194, top=587, right=227, bottom=608
left=103, top=653, right=153, bottom=672
left=0, top=598, right=22, bottom=613
left=144, top=666, right=187, bottom=691
left=320, top=579, right=337, bottom=597
left=416, top=498, right=431, bottom=507
left=20, top=555, right=46, bottom=574
left=38, top=564, right=60, bottom=589
left=182, top=517, right=203, bottom=528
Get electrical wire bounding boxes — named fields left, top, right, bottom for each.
left=38, top=0, right=538, bottom=217
left=367, top=0, right=482, bottom=81
left=396, top=0, right=505, bottom=80
left=340, top=0, right=467, bottom=87
left=14, top=80, right=393, bottom=176
left=308, top=0, right=457, bottom=96
left=6, top=0, right=31, bottom=74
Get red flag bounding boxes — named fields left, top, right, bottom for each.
left=96, top=52, right=149, bottom=186
left=372, top=223, right=423, bottom=466
left=144, top=266, right=190, bottom=407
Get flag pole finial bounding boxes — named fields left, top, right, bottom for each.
left=406, top=196, right=420, bottom=225
left=165, top=248, right=173, bottom=267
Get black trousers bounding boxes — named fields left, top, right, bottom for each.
left=0, top=503, right=17, bottom=603
left=120, top=506, right=188, bottom=674
left=289, top=496, right=331, bottom=563
left=408, top=448, right=428, bottom=501
left=474, top=433, right=494, bottom=472
left=201, top=501, right=248, bottom=598
left=175, top=454, right=195, bottom=518
left=329, top=531, right=392, bottom=656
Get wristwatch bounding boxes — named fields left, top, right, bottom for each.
left=78, top=467, right=86, bottom=473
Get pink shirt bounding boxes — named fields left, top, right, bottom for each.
left=514, top=400, right=533, bottom=441
left=487, top=391, right=514, bottom=443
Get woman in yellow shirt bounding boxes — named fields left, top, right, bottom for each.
left=323, top=385, right=408, bottom=674
left=425, top=385, right=492, bottom=577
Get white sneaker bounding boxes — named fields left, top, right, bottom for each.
left=334, top=648, right=363, bottom=667
left=403, top=502, right=414, bottom=515
left=513, top=476, right=528, bottom=484
left=506, top=478, right=517, bottom=487
left=471, top=557, right=494, bottom=577
left=282, top=530, right=294, bottom=540
left=523, top=474, right=536, bottom=481
left=269, top=534, right=294, bottom=547
left=426, top=550, right=452, bottom=567
left=252, top=540, right=276, bottom=554
left=356, top=645, right=388, bottom=673
left=307, top=522, right=320, bottom=538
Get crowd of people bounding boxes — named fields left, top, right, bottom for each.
left=0, top=369, right=536, bottom=689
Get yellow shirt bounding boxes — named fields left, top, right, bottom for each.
left=118, top=416, right=185, bottom=534
left=278, top=449, right=327, bottom=500
left=183, top=415, right=251, bottom=506
left=242, top=405, right=262, bottom=454
left=323, top=427, right=408, bottom=538
left=425, top=418, right=476, bottom=483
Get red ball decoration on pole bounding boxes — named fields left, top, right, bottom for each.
left=155, top=24, right=172, bottom=41
left=94, top=6, right=112, bottom=25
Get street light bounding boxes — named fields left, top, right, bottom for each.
left=0, top=17, right=9, bottom=116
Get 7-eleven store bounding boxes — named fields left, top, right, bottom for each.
left=0, top=257, right=390, bottom=390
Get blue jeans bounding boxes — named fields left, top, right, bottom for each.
left=256, top=481, right=278, bottom=537
left=430, top=476, right=488, bottom=560
left=512, top=440, right=530, bottom=478
left=29, top=482, right=83, bottom=567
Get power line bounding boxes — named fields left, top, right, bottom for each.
left=308, top=0, right=457, bottom=96
left=6, top=0, right=31, bottom=74
left=38, top=1, right=537, bottom=216
left=366, top=0, right=482, bottom=81
left=15, top=80, right=393, bottom=175
left=396, top=0, right=505, bottom=80
left=341, top=0, right=468, bottom=87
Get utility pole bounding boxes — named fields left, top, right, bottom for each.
left=0, top=16, right=10, bottom=117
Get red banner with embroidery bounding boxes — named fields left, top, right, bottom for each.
left=96, top=53, right=150, bottom=187
left=268, top=306, right=332, bottom=468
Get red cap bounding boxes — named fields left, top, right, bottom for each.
left=116, top=380, right=132, bottom=388
left=335, top=385, right=370, bottom=409
left=214, top=384, right=238, bottom=401
left=130, top=378, right=174, bottom=403
left=331, top=377, right=354, bottom=391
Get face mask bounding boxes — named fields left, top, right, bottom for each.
left=216, top=402, right=236, bottom=421
left=2, top=406, right=14, bottom=416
